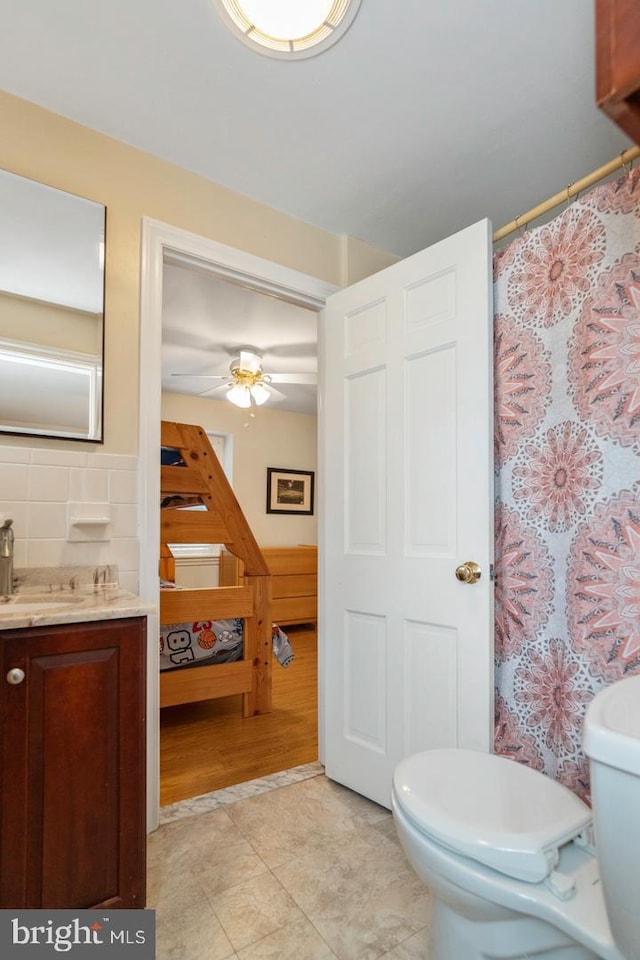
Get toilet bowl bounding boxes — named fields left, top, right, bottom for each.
left=391, top=675, right=640, bottom=960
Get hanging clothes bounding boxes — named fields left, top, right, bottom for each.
left=493, top=167, right=640, bottom=802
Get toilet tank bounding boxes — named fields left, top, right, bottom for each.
left=583, top=675, right=640, bottom=960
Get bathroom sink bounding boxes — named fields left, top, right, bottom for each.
left=0, top=594, right=87, bottom=613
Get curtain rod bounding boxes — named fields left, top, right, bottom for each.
left=493, top=144, right=640, bottom=243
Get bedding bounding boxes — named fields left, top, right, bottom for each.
left=160, top=618, right=244, bottom=671
left=160, top=618, right=294, bottom=672
left=161, top=445, right=185, bottom=466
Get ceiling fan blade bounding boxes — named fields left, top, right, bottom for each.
left=199, top=382, right=233, bottom=397
left=268, top=373, right=317, bottom=385
left=265, top=384, right=287, bottom=401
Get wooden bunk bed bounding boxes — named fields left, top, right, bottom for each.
left=159, top=420, right=272, bottom=717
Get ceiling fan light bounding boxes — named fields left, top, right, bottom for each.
left=227, top=384, right=251, bottom=408
left=250, top=382, right=270, bottom=405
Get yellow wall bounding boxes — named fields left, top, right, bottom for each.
left=161, top=391, right=317, bottom=547
left=342, top=234, right=400, bottom=286
left=0, top=91, right=396, bottom=455
left=0, top=290, right=102, bottom=355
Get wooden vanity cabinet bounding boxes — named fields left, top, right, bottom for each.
left=596, top=0, right=640, bottom=144
left=0, top=616, right=146, bottom=909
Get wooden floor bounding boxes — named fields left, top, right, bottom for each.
left=159, top=625, right=318, bottom=806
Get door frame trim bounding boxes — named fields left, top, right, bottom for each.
left=138, top=217, right=336, bottom=831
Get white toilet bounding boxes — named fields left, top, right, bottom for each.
left=391, top=674, right=640, bottom=960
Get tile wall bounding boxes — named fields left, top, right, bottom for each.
left=0, top=445, right=139, bottom=593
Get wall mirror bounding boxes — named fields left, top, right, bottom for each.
left=0, top=169, right=105, bottom=442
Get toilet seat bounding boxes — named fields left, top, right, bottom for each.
left=393, top=749, right=592, bottom=883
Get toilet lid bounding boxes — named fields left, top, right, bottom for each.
left=393, top=750, right=592, bottom=883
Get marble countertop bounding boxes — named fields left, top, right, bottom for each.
left=0, top=565, right=154, bottom=631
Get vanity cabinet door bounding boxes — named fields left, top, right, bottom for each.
left=0, top=617, right=146, bottom=909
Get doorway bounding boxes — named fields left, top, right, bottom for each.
left=139, top=218, right=337, bottom=830
left=160, top=257, right=321, bottom=805
left=159, top=624, right=319, bottom=804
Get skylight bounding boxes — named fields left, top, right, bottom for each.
left=213, top=0, right=361, bottom=58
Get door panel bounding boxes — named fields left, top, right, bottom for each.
left=321, top=219, right=494, bottom=808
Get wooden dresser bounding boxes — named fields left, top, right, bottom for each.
left=220, top=545, right=317, bottom=626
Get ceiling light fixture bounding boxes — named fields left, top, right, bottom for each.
left=226, top=383, right=252, bottom=408
left=226, top=383, right=271, bottom=408
left=226, top=362, right=272, bottom=410
left=212, top=0, right=362, bottom=59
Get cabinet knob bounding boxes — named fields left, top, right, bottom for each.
left=6, top=667, right=25, bottom=685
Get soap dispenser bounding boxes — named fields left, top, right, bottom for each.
left=0, top=518, right=15, bottom=595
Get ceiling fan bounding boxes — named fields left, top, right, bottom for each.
left=171, top=348, right=317, bottom=410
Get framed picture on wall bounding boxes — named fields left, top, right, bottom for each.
left=266, top=467, right=315, bottom=515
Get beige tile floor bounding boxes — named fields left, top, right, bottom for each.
left=148, top=774, right=432, bottom=960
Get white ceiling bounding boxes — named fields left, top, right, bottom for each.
left=0, top=0, right=631, bottom=414
left=161, top=261, right=319, bottom=415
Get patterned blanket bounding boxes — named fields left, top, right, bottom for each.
left=160, top=619, right=294, bottom=671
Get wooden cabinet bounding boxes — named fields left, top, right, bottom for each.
left=596, top=0, right=640, bottom=144
left=0, top=617, right=146, bottom=909
left=220, top=545, right=317, bottom=626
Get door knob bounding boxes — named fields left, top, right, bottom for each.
left=6, top=667, right=25, bottom=685
left=455, top=561, right=481, bottom=584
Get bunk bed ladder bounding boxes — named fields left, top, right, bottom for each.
left=160, top=421, right=272, bottom=716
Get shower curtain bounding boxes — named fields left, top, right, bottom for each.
left=493, top=167, right=640, bottom=801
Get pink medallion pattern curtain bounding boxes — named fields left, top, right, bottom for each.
left=493, top=168, right=640, bottom=802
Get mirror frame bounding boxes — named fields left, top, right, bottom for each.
left=0, top=169, right=106, bottom=443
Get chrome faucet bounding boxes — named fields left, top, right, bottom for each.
left=0, top=518, right=14, bottom=595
